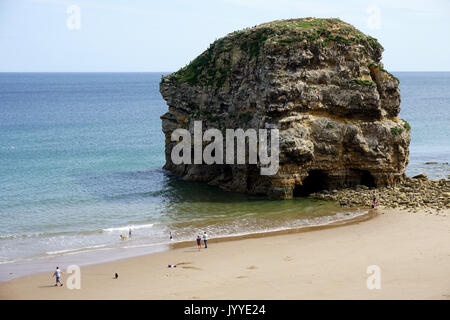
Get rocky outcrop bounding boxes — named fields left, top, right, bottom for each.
left=160, top=18, right=410, bottom=199
left=311, top=176, right=450, bottom=213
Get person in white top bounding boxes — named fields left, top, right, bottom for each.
left=52, top=266, right=63, bottom=287
left=203, top=232, right=208, bottom=248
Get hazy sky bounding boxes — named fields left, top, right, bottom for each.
left=0, top=0, right=449, bottom=72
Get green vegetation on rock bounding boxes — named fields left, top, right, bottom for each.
left=391, top=127, right=404, bottom=135
left=165, top=18, right=385, bottom=89
left=239, top=28, right=272, bottom=60
left=403, top=120, right=411, bottom=131
left=169, top=38, right=233, bottom=89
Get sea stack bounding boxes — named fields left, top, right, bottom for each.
left=160, top=18, right=410, bottom=199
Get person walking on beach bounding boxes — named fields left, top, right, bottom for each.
left=203, top=232, right=208, bottom=248
left=170, top=232, right=173, bottom=241
left=128, top=228, right=132, bottom=237
left=196, top=235, right=201, bottom=250
left=52, top=266, right=63, bottom=287
left=372, top=195, right=377, bottom=209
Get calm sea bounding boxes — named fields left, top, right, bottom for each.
left=0, top=72, right=448, bottom=279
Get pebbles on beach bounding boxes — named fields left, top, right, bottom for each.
left=310, top=176, right=450, bottom=213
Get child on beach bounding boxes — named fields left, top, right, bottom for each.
left=196, top=236, right=201, bottom=250
left=52, top=267, right=63, bottom=287
left=372, top=195, right=377, bottom=209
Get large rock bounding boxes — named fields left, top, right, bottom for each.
left=160, top=18, right=410, bottom=199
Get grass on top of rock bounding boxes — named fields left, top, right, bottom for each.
left=391, top=127, right=404, bottom=135
left=263, top=18, right=383, bottom=50
left=403, top=120, right=411, bottom=131
left=239, top=28, right=273, bottom=60
left=166, top=18, right=384, bottom=87
left=168, top=37, right=233, bottom=88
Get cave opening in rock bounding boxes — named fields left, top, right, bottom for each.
left=293, top=170, right=329, bottom=197
left=293, top=169, right=376, bottom=197
left=340, top=169, right=377, bottom=189
left=358, top=169, right=376, bottom=188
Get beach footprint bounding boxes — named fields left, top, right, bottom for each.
left=247, top=265, right=257, bottom=270
left=283, top=256, right=293, bottom=262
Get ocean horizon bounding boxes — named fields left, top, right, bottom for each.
left=0, top=71, right=449, bottom=280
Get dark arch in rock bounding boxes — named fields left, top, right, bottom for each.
left=293, top=169, right=376, bottom=197
left=293, top=170, right=329, bottom=197
left=357, top=169, right=376, bottom=188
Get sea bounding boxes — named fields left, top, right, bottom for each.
left=0, top=72, right=448, bottom=280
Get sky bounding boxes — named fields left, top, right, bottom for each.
left=0, top=0, right=449, bottom=72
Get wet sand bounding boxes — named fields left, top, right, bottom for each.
left=1, top=207, right=449, bottom=300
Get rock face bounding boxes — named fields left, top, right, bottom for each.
left=160, top=18, right=410, bottom=199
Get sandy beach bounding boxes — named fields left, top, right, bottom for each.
left=1, top=207, right=449, bottom=300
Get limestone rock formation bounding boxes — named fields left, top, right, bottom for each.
left=160, top=18, right=410, bottom=199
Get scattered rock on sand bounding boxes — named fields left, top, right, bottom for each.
left=310, top=176, right=450, bottom=213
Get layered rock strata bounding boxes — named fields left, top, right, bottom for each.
left=160, top=18, right=410, bottom=199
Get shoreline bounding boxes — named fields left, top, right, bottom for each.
left=0, top=208, right=372, bottom=282
left=1, top=207, right=449, bottom=299
left=169, top=208, right=375, bottom=249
